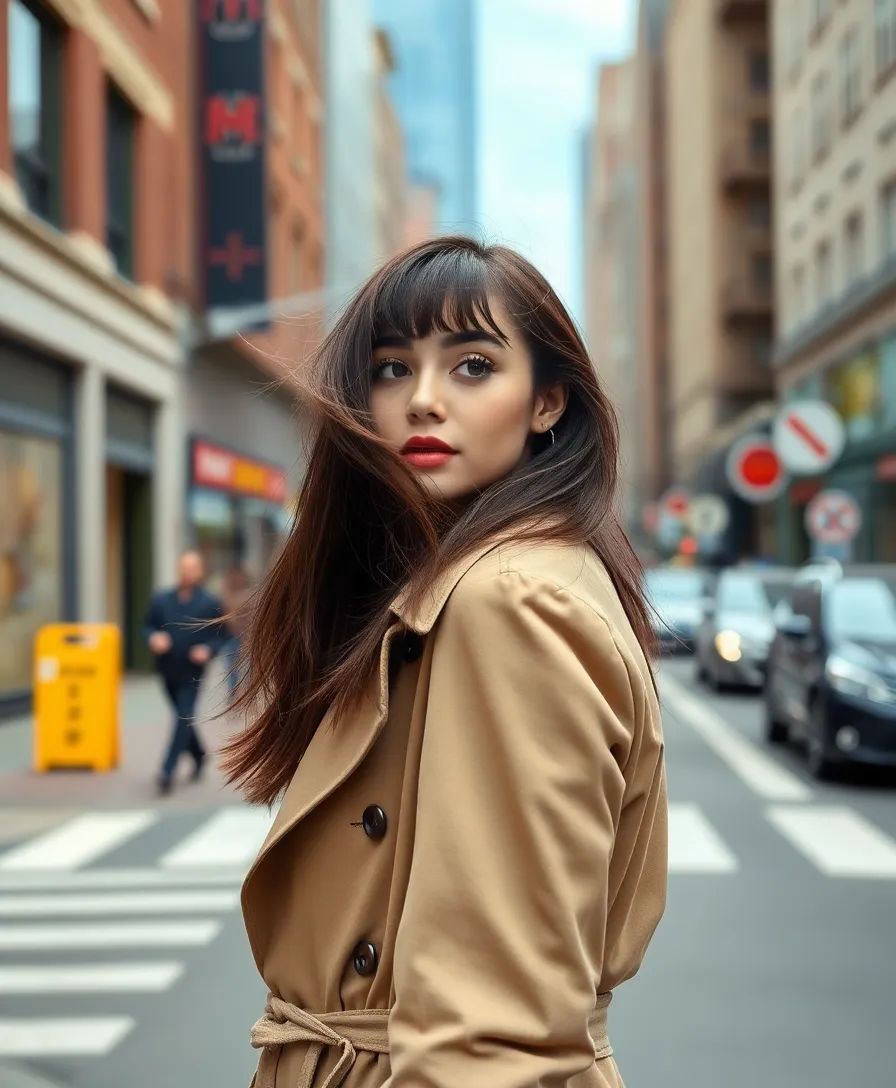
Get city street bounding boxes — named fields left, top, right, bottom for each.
left=0, top=658, right=894, bottom=1088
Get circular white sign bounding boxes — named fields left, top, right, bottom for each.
left=687, top=493, right=730, bottom=536
left=805, top=489, right=862, bottom=544
left=725, top=436, right=788, bottom=503
left=660, top=486, right=691, bottom=521
left=773, top=400, right=846, bottom=476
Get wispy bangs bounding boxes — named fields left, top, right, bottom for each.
left=370, top=246, right=510, bottom=345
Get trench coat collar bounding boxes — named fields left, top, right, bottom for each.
left=389, top=537, right=508, bottom=633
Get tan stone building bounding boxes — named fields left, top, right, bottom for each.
left=663, top=0, right=777, bottom=554
left=583, top=60, right=639, bottom=527
left=373, top=28, right=407, bottom=263
left=772, top=0, right=896, bottom=562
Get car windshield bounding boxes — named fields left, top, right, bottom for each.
left=717, top=573, right=792, bottom=614
left=827, top=578, right=896, bottom=643
left=645, top=570, right=706, bottom=602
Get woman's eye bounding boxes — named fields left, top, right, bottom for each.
left=373, top=359, right=410, bottom=381
left=454, top=355, right=494, bottom=380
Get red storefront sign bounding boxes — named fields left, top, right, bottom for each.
left=192, top=439, right=285, bottom=503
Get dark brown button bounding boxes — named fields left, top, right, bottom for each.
left=352, top=939, right=378, bottom=977
left=402, top=633, right=423, bottom=662
left=362, top=805, right=387, bottom=840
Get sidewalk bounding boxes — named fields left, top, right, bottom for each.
left=0, top=661, right=246, bottom=814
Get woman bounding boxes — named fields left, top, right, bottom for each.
left=224, top=237, right=667, bottom=1088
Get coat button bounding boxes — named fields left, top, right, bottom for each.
left=402, top=633, right=423, bottom=662
left=362, top=805, right=387, bottom=840
left=352, top=939, right=378, bottom=977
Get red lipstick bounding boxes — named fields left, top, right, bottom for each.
left=400, top=436, right=457, bottom=469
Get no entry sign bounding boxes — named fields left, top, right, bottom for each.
left=805, top=489, right=862, bottom=544
left=773, top=400, right=845, bottom=476
left=726, top=436, right=787, bottom=503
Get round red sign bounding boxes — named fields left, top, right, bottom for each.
left=725, top=437, right=787, bottom=503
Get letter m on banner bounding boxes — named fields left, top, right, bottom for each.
left=205, top=94, right=261, bottom=145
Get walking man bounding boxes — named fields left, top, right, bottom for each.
left=143, top=551, right=226, bottom=795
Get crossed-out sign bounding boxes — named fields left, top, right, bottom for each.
left=773, top=400, right=846, bottom=476
left=804, top=489, right=862, bottom=544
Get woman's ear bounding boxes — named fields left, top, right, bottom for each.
left=531, top=383, right=568, bottom=434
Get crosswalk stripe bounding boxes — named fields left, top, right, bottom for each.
left=0, top=890, right=240, bottom=917
left=0, top=867, right=245, bottom=891
left=0, top=1017, right=135, bottom=1057
left=668, top=802, right=738, bottom=873
left=0, top=811, right=159, bottom=871
left=661, top=675, right=813, bottom=802
left=0, top=920, right=223, bottom=950
left=766, top=805, right=896, bottom=879
left=0, top=962, right=184, bottom=994
left=158, top=806, right=275, bottom=869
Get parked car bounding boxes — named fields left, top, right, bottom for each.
left=644, top=567, right=714, bottom=654
left=764, top=564, right=896, bottom=779
left=695, top=567, right=796, bottom=690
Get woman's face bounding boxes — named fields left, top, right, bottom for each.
left=369, top=298, right=566, bottom=503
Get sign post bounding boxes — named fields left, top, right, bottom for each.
left=773, top=401, right=846, bottom=476
left=725, top=436, right=787, bottom=503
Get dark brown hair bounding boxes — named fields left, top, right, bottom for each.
left=222, top=237, right=654, bottom=805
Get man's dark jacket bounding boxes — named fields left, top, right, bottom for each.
left=142, top=587, right=227, bottom=682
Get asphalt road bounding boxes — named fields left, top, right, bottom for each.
left=1, top=657, right=894, bottom=1087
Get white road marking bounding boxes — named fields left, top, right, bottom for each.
left=661, top=674, right=813, bottom=802
left=0, top=890, right=240, bottom=916
left=0, top=1017, right=135, bottom=1057
left=0, top=962, right=184, bottom=994
left=766, top=805, right=896, bottom=878
left=0, top=920, right=222, bottom=950
left=0, top=867, right=245, bottom=891
left=668, top=803, right=738, bottom=873
left=0, top=811, right=158, bottom=871
left=158, top=806, right=275, bottom=869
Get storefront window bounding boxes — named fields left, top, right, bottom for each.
left=0, top=430, right=63, bottom=695
left=824, top=347, right=881, bottom=442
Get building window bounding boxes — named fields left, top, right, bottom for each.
left=8, top=0, right=63, bottom=225
left=815, top=241, right=833, bottom=306
left=786, top=1, right=804, bottom=78
left=749, top=195, right=771, bottom=227
left=752, top=252, right=772, bottom=290
left=791, top=105, right=807, bottom=185
left=791, top=265, right=806, bottom=326
left=876, top=0, right=896, bottom=77
left=839, top=27, right=862, bottom=124
left=883, top=180, right=896, bottom=260
left=810, top=0, right=831, bottom=35
left=106, top=84, right=136, bottom=279
left=748, top=52, right=770, bottom=93
left=843, top=214, right=864, bottom=285
left=810, top=70, right=832, bottom=160
left=750, top=118, right=771, bottom=158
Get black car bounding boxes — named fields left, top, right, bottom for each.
left=764, top=564, right=896, bottom=779
left=644, top=567, right=713, bottom=654
left=695, top=567, right=795, bottom=691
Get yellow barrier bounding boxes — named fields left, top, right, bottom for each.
left=33, top=624, right=121, bottom=773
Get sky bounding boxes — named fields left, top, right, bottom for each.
left=477, top=0, right=636, bottom=321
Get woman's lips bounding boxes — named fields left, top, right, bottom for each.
left=400, top=437, right=457, bottom=469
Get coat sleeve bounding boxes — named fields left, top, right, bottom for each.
left=385, top=571, right=635, bottom=1088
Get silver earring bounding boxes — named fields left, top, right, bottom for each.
left=549, top=428, right=555, bottom=446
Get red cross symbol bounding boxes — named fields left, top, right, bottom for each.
left=209, top=232, right=263, bottom=281
left=821, top=505, right=851, bottom=533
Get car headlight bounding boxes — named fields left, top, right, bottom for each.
left=714, top=630, right=742, bottom=662
left=825, top=656, right=896, bottom=705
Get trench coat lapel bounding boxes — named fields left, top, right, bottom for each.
left=244, top=537, right=508, bottom=887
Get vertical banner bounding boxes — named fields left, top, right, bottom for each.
left=197, top=0, right=268, bottom=322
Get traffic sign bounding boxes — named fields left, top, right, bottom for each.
left=773, top=400, right=845, bottom=476
left=687, top=493, right=730, bottom=536
left=805, top=489, right=861, bottom=544
left=726, top=436, right=787, bottom=503
left=660, top=487, right=690, bottom=520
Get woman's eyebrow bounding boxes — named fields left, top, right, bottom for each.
left=372, top=333, right=413, bottom=349
left=440, top=329, right=507, bottom=349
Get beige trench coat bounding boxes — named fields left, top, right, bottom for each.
left=242, top=538, right=668, bottom=1088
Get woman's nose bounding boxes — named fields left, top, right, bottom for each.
left=406, top=373, right=446, bottom=420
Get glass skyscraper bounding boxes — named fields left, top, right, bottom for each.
left=372, top=0, right=477, bottom=233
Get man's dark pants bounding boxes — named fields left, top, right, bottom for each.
left=160, top=675, right=205, bottom=782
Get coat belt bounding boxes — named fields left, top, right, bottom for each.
left=250, top=990, right=613, bottom=1088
